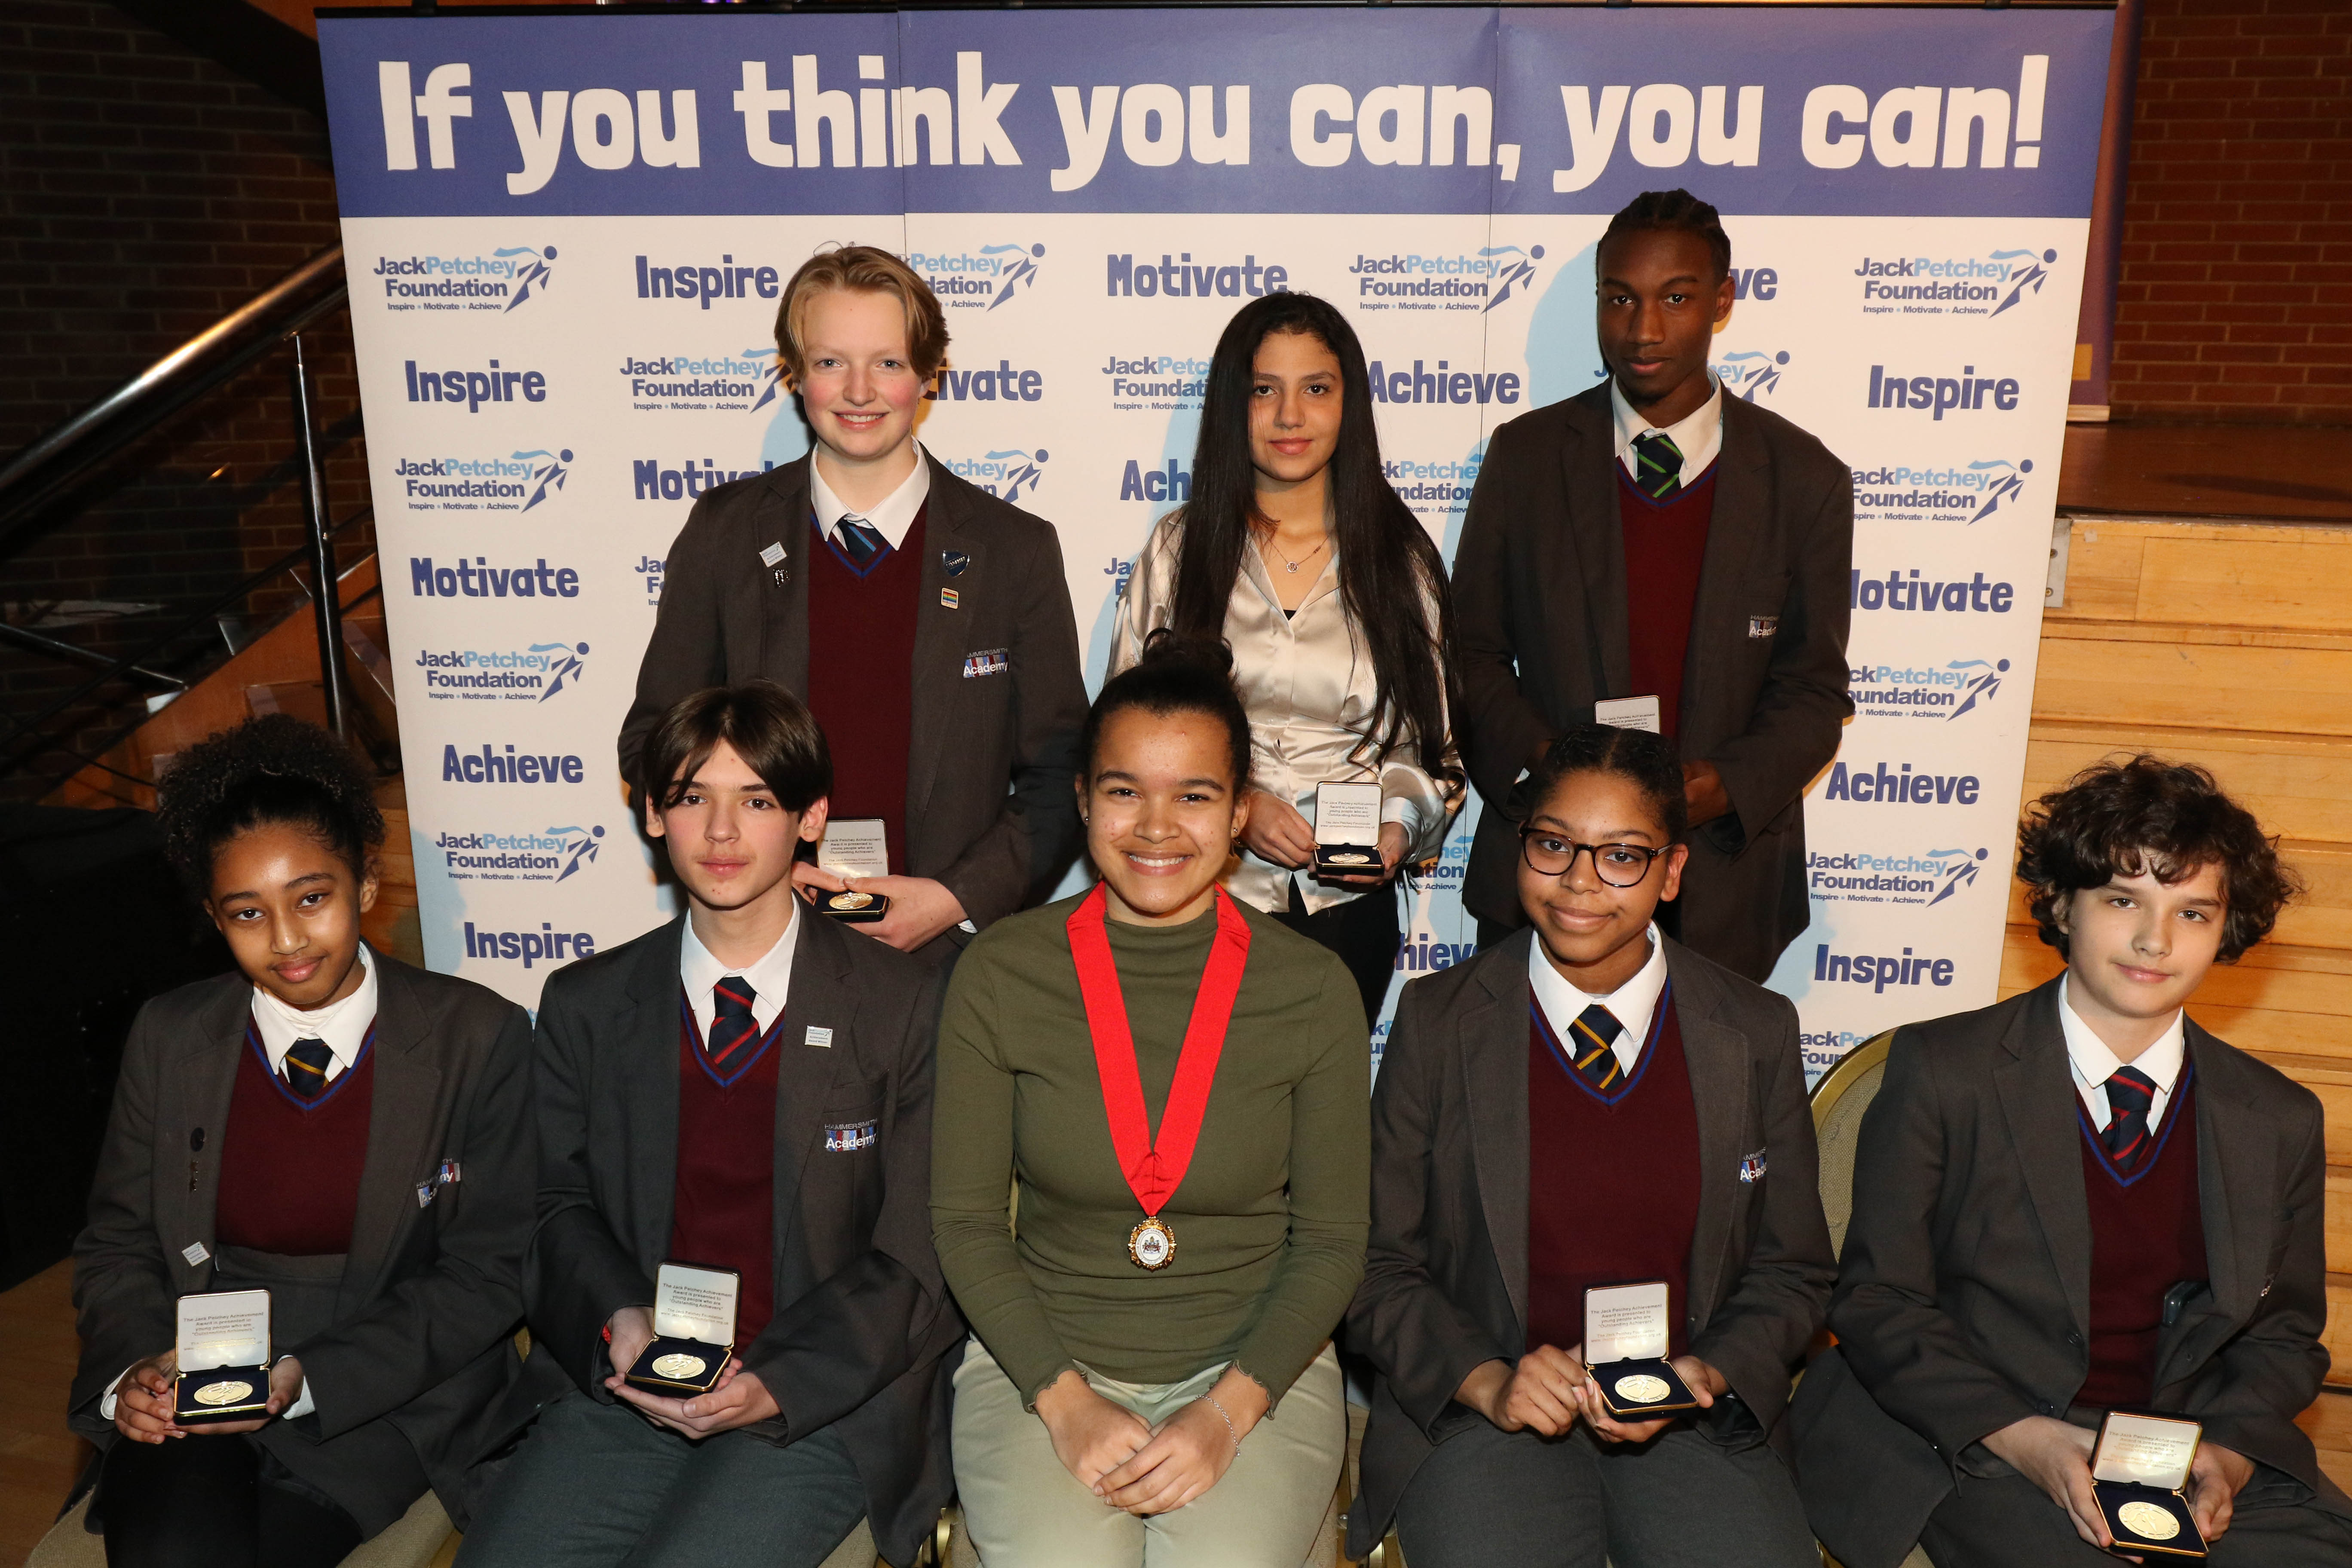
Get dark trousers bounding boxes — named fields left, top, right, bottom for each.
left=1921, top=1465, right=2352, bottom=1568
left=1392, top=1414, right=1817, bottom=1568
left=1272, top=879, right=1400, bottom=1028
left=456, top=1388, right=867, bottom=1568
left=97, top=1434, right=363, bottom=1568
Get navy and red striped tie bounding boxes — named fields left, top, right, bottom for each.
left=2101, top=1065, right=2159, bottom=1173
left=708, top=975, right=760, bottom=1068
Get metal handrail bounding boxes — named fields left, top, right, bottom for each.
left=0, top=247, right=347, bottom=536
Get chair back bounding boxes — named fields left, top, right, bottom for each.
left=1810, top=1031, right=1896, bottom=1259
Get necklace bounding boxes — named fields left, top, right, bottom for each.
left=1262, top=530, right=1328, bottom=575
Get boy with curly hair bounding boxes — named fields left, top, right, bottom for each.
left=1792, top=756, right=2352, bottom=1567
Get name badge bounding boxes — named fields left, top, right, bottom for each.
left=963, top=648, right=1010, bottom=679
left=805, top=1026, right=834, bottom=1048
left=824, top=1120, right=877, bottom=1152
left=1748, top=615, right=1778, bottom=639
left=1594, top=695, right=1662, bottom=733
left=182, top=1242, right=211, bottom=1267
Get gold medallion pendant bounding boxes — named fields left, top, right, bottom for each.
left=1128, top=1216, right=1176, bottom=1271
left=2117, top=1501, right=2181, bottom=1542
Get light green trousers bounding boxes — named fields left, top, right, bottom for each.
left=951, top=1338, right=1344, bottom=1568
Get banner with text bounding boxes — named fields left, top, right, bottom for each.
left=320, top=5, right=2109, bottom=1076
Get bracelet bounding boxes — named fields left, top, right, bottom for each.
left=1201, top=1393, right=1241, bottom=1453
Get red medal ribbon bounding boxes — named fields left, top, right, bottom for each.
left=1066, top=882, right=1252, bottom=1218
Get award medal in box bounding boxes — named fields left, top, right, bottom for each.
left=173, top=1288, right=273, bottom=1424
left=1067, top=884, right=1251, bottom=1272
left=1584, top=1281, right=1701, bottom=1420
left=1311, top=782, right=1384, bottom=879
left=815, top=818, right=890, bottom=923
left=625, top=1263, right=741, bottom=1397
left=2091, top=1412, right=2208, bottom=1559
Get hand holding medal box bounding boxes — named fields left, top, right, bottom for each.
left=1311, top=781, right=1384, bottom=879
left=624, top=1262, right=739, bottom=1396
left=814, top=818, right=890, bottom=923
left=1067, top=884, right=1251, bottom=1272
left=2091, top=1412, right=2208, bottom=1558
left=174, top=1289, right=273, bottom=1424
left=1583, top=1281, right=1701, bottom=1419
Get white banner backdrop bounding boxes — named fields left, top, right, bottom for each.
left=320, top=5, right=2109, bottom=1079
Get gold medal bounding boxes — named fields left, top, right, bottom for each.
left=1612, top=1373, right=1671, bottom=1405
left=1127, top=1216, right=1176, bottom=1271
left=192, top=1379, right=254, bottom=1407
left=1324, top=851, right=1373, bottom=866
left=829, top=891, right=873, bottom=911
left=650, top=1353, right=707, bottom=1381
left=2117, top=1501, right=2180, bottom=1542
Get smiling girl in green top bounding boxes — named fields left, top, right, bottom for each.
left=931, top=633, right=1369, bottom=1567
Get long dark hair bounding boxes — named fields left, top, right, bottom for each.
left=1169, top=292, right=1460, bottom=789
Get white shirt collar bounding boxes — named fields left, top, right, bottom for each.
left=1610, top=374, right=1724, bottom=485
left=809, top=441, right=931, bottom=552
left=1527, top=925, right=1670, bottom=1078
left=680, top=903, right=800, bottom=1040
left=2059, top=974, right=2187, bottom=1130
left=249, top=944, right=377, bottom=1084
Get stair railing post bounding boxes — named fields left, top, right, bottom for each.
left=292, top=334, right=350, bottom=739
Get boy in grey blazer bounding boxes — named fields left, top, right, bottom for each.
left=1793, top=757, right=2352, bottom=1566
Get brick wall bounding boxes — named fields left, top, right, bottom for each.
left=2112, top=0, right=2352, bottom=423
left=0, top=0, right=373, bottom=802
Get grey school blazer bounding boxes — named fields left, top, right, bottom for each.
left=618, top=452, right=1090, bottom=940
left=521, top=909, right=962, bottom=1568
left=1790, top=979, right=2352, bottom=1568
left=69, top=949, right=545, bottom=1535
left=1450, top=383, right=1853, bottom=981
left=1344, top=930, right=1834, bottom=1557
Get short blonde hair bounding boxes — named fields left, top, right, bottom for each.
left=775, top=244, right=950, bottom=383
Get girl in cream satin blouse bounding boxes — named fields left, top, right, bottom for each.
left=1111, top=292, right=1462, bottom=1023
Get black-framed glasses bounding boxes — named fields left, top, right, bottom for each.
left=1517, top=827, right=1671, bottom=886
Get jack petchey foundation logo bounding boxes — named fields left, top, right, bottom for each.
left=1713, top=348, right=1791, bottom=403
left=1104, top=351, right=1210, bottom=412
left=911, top=244, right=1044, bottom=311
left=942, top=447, right=1049, bottom=500
left=395, top=448, right=572, bottom=514
left=1850, top=657, right=2011, bottom=723
left=1349, top=245, right=1542, bottom=313
left=374, top=245, right=554, bottom=313
left=436, top=823, right=606, bottom=883
left=1856, top=246, right=2055, bottom=318
left=415, top=640, right=590, bottom=704
left=619, top=349, right=782, bottom=414
left=1854, top=457, right=2033, bottom=526
left=1809, top=844, right=1991, bottom=910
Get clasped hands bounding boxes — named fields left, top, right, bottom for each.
left=1455, top=1345, right=1727, bottom=1445
left=1035, top=1365, right=1267, bottom=1516
left=1241, top=794, right=1410, bottom=887
left=791, top=862, right=967, bottom=952
left=604, top=1306, right=779, bottom=1439
left=111, top=1351, right=305, bottom=1443
left=1984, top=1414, right=2254, bottom=1557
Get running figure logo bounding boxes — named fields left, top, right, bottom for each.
left=981, top=243, right=1044, bottom=309
left=988, top=449, right=1048, bottom=499
left=1966, top=459, right=2032, bottom=525
left=1479, top=245, right=1545, bottom=312
left=517, top=449, right=572, bottom=513
left=1715, top=349, right=1790, bottom=401
left=550, top=823, right=605, bottom=883
left=1988, top=248, right=2054, bottom=318
left=494, top=245, right=557, bottom=312
left=529, top=640, right=589, bottom=701
left=1944, top=658, right=2009, bottom=721
left=1925, top=847, right=1991, bottom=908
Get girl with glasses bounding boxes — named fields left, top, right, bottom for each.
left=1344, top=723, right=1831, bottom=1568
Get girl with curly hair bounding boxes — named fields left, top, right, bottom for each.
left=68, top=714, right=555, bottom=1568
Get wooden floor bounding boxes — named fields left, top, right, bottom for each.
left=2059, top=422, right=2352, bottom=523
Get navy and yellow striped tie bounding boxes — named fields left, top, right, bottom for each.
left=1569, top=1004, right=1627, bottom=1093
left=1632, top=430, right=1684, bottom=499
left=284, top=1038, right=334, bottom=1102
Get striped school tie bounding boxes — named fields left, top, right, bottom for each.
left=1632, top=431, right=1684, bottom=499
left=2100, top=1066, right=2159, bottom=1173
left=283, top=1038, right=334, bottom=1102
left=709, top=975, right=760, bottom=1068
left=1569, top=1004, right=1628, bottom=1093
left=834, top=514, right=890, bottom=570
